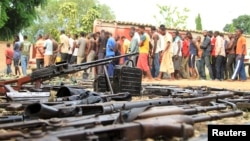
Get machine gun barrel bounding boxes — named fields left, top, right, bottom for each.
left=81, top=92, right=234, bottom=115
left=192, top=110, right=243, bottom=123
left=136, top=104, right=227, bottom=119
left=25, top=92, right=233, bottom=118
left=0, top=53, right=138, bottom=95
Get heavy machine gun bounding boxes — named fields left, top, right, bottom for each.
left=0, top=53, right=138, bottom=95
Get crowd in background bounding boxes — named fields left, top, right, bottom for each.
left=4, top=25, right=248, bottom=82
left=134, top=25, right=247, bottom=82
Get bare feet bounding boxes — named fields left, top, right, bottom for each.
left=169, top=78, right=175, bottom=81
left=227, top=79, right=234, bottom=82
left=155, top=78, right=161, bottom=81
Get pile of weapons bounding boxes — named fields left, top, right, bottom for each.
left=0, top=85, right=250, bottom=141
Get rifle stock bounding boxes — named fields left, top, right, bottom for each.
left=5, top=110, right=241, bottom=141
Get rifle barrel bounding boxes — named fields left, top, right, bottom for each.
left=192, top=110, right=242, bottom=123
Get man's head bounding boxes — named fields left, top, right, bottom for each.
left=196, top=36, right=201, bottom=42
left=129, top=31, right=134, bottom=38
left=80, top=32, right=85, bottom=37
left=37, top=34, right=43, bottom=40
left=121, top=36, right=126, bottom=41
left=236, top=28, right=243, bottom=36
left=115, top=35, right=120, bottom=41
left=138, top=25, right=145, bottom=34
left=203, top=30, right=208, bottom=37
left=14, top=35, right=20, bottom=41
left=130, top=27, right=136, bottom=32
left=208, top=31, right=213, bottom=37
left=73, top=34, right=78, bottom=40
left=159, top=24, right=166, bottom=35
left=6, top=43, right=11, bottom=48
left=95, top=32, right=100, bottom=38
left=150, top=26, right=157, bottom=35
left=220, top=33, right=224, bottom=38
left=173, top=30, right=179, bottom=38
left=105, top=31, right=110, bottom=38
left=44, top=34, right=49, bottom=40
left=228, top=34, right=233, bottom=39
left=61, top=30, right=65, bottom=34
left=214, top=31, right=220, bottom=37
left=181, top=34, right=186, bottom=40
left=89, top=33, right=95, bottom=39
left=130, top=26, right=137, bottom=36
left=186, top=31, right=192, bottom=39
left=23, top=35, right=28, bottom=40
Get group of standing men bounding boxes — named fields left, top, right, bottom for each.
left=5, top=26, right=248, bottom=82
left=5, top=35, right=32, bottom=76
left=131, top=25, right=247, bottom=82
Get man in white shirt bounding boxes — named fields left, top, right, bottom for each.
left=214, top=31, right=226, bottom=81
left=150, top=26, right=163, bottom=78
left=172, top=30, right=182, bottom=79
left=43, top=34, right=53, bottom=67
left=156, top=24, right=175, bottom=80
left=67, top=34, right=74, bottom=63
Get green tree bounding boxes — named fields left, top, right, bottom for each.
left=154, top=4, right=190, bottom=29
left=23, top=0, right=115, bottom=42
left=58, top=2, right=78, bottom=34
left=81, top=7, right=101, bottom=33
left=195, top=13, right=202, bottom=31
left=0, top=0, right=47, bottom=40
left=223, top=15, right=250, bottom=34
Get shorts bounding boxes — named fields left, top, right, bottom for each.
left=13, top=59, right=20, bottom=67
left=189, top=54, right=195, bottom=68
left=137, top=53, right=150, bottom=72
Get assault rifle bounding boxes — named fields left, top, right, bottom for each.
left=0, top=110, right=242, bottom=141
left=0, top=53, right=138, bottom=95
left=25, top=92, right=234, bottom=118
left=0, top=104, right=226, bottom=129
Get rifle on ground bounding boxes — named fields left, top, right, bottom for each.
left=24, top=92, right=234, bottom=118
left=0, top=104, right=225, bottom=128
left=0, top=110, right=242, bottom=141
left=0, top=53, right=138, bottom=95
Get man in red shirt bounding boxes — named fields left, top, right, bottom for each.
left=180, top=35, right=190, bottom=79
left=5, top=43, right=14, bottom=75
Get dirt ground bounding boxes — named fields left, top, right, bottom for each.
left=142, top=79, right=250, bottom=91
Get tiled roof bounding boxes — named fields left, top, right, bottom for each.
left=95, top=19, right=250, bottom=37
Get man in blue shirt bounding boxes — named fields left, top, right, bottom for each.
left=13, top=35, right=21, bottom=76
left=105, top=32, right=116, bottom=77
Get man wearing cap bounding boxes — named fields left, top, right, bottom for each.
left=156, top=24, right=175, bottom=80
